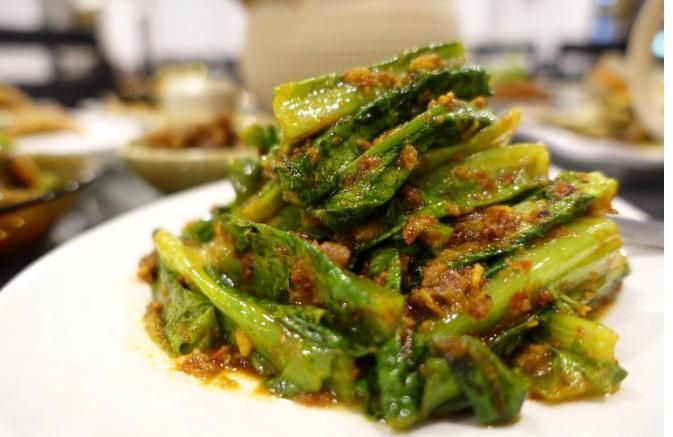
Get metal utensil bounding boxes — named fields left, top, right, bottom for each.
left=610, top=215, right=664, bottom=249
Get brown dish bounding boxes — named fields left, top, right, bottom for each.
left=141, top=112, right=241, bottom=150
left=0, top=155, right=99, bottom=257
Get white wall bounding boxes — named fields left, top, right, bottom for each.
left=0, top=0, right=597, bottom=81
left=0, top=0, right=42, bottom=29
left=144, top=0, right=246, bottom=62
left=455, top=0, right=595, bottom=59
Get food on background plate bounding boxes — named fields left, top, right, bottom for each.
left=535, top=53, right=661, bottom=144
left=0, top=137, right=60, bottom=207
left=490, top=69, right=548, bottom=101
left=122, top=112, right=276, bottom=193
left=0, top=84, right=31, bottom=109
left=0, top=85, right=76, bottom=138
left=142, top=112, right=239, bottom=150
left=139, top=43, right=628, bottom=429
left=139, top=111, right=278, bottom=152
left=1, top=106, right=76, bottom=138
left=483, top=55, right=548, bottom=102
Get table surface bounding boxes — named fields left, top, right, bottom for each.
left=0, top=161, right=664, bottom=289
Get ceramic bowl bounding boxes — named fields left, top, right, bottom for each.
left=120, top=143, right=258, bottom=193
left=0, top=154, right=99, bottom=257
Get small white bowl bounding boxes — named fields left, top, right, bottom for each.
left=120, top=143, right=258, bottom=193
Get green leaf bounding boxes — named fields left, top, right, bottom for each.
left=218, top=216, right=405, bottom=345
left=275, top=66, right=491, bottom=206
left=156, top=264, right=220, bottom=354
left=375, top=330, right=424, bottom=428
left=513, top=342, right=626, bottom=401
left=154, top=230, right=356, bottom=400
left=432, top=335, right=527, bottom=425
left=273, top=42, right=467, bottom=142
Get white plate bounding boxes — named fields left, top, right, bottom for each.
left=517, top=121, right=664, bottom=172
left=13, top=108, right=143, bottom=163
left=0, top=182, right=663, bottom=437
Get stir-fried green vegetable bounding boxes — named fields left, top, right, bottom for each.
left=153, top=264, right=220, bottom=354
left=364, top=247, right=403, bottom=292
left=273, top=42, right=466, bottom=142
left=374, top=329, right=425, bottom=428
left=215, top=216, right=404, bottom=344
left=351, top=142, right=550, bottom=253
left=432, top=335, right=528, bottom=424
left=154, top=230, right=357, bottom=400
left=311, top=103, right=495, bottom=229
left=431, top=170, right=618, bottom=268
left=140, top=42, right=630, bottom=429
left=426, top=217, right=624, bottom=340
left=275, top=66, right=491, bottom=206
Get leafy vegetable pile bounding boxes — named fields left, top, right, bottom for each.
left=141, top=43, right=628, bottom=429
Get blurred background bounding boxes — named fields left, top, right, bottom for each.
left=0, top=0, right=664, bottom=284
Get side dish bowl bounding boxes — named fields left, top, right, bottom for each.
left=120, top=143, right=258, bottom=193
left=0, top=154, right=100, bottom=257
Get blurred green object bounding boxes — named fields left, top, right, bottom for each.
left=0, top=131, right=11, bottom=155
left=237, top=123, right=279, bottom=153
